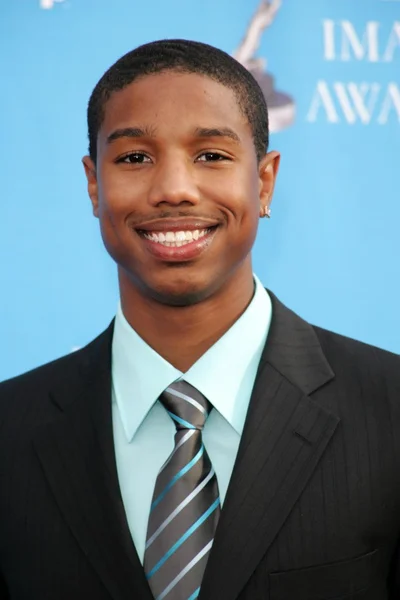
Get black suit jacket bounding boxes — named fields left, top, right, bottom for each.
left=1, top=293, right=400, bottom=600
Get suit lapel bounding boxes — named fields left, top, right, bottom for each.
left=200, top=293, right=340, bottom=600
left=33, top=323, right=153, bottom=600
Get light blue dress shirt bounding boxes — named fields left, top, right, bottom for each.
left=111, top=276, right=272, bottom=562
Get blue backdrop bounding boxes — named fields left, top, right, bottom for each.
left=1, top=0, right=399, bottom=381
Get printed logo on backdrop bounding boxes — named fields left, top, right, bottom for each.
left=38, top=0, right=295, bottom=132
left=307, top=14, right=400, bottom=124
left=40, top=0, right=66, bottom=7
left=36, top=1, right=400, bottom=130
left=234, top=0, right=295, bottom=133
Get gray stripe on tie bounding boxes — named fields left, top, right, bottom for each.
left=159, top=429, right=195, bottom=472
left=146, top=467, right=216, bottom=550
left=156, top=539, right=214, bottom=600
left=165, top=387, right=207, bottom=416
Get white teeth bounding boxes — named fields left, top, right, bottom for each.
left=176, top=231, right=186, bottom=242
left=142, top=228, right=212, bottom=246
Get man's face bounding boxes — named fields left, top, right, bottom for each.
left=83, top=71, right=279, bottom=306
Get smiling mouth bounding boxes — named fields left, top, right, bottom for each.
left=137, top=226, right=217, bottom=247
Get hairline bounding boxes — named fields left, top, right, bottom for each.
left=93, top=66, right=264, bottom=164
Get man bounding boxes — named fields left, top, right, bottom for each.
left=0, top=39, right=399, bottom=600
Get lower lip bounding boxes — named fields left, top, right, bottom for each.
left=138, top=229, right=217, bottom=261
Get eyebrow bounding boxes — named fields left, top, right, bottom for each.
left=106, top=125, right=241, bottom=145
left=194, top=127, right=241, bottom=143
left=106, top=126, right=156, bottom=145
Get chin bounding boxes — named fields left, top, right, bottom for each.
left=145, top=276, right=214, bottom=307
left=149, top=286, right=208, bottom=307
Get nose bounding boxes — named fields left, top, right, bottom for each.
left=147, top=155, right=201, bottom=208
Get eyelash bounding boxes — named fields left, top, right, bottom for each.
left=116, top=151, right=230, bottom=164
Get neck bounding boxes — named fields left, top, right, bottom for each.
left=118, top=266, right=255, bottom=372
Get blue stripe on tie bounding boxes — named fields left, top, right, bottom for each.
left=187, top=588, right=200, bottom=600
left=151, top=445, right=204, bottom=512
left=146, top=497, right=220, bottom=580
left=167, top=411, right=196, bottom=430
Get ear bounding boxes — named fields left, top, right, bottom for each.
left=258, top=150, right=280, bottom=216
left=82, top=156, right=99, bottom=217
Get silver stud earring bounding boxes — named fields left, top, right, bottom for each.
left=263, top=206, right=271, bottom=218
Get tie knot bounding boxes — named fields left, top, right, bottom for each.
left=159, top=381, right=211, bottom=431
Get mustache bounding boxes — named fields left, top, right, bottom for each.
left=129, top=210, right=224, bottom=227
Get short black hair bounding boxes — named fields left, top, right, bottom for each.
left=87, top=39, right=269, bottom=163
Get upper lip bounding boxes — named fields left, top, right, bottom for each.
left=135, top=218, right=220, bottom=233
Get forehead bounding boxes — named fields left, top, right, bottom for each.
left=99, top=71, right=249, bottom=136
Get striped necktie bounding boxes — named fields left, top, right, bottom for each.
left=144, top=380, right=221, bottom=600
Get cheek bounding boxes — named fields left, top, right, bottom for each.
left=98, top=161, right=138, bottom=207
left=233, top=176, right=261, bottom=253
left=97, top=174, right=135, bottom=227
left=205, top=167, right=258, bottom=214
left=95, top=182, right=133, bottom=253
left=228, top=174, right=261, bottom=226
left=215, top=182, right=260, bottom=263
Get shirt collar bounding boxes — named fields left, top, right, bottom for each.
left=184, top=277, right=271, bottom=434
left=112, top=307, right=181, bottom=442
left=111, top=275, right=271, bottom=441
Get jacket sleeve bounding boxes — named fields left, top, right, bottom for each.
left=386, top=351, right=400, bottom=598
left=0, top=571, right=9, bottom=599
left=388, top=539, right=400, bottom=598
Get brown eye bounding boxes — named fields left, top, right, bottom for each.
left=118, top=153, right=151, bottom=164
left=197, top=152, right=227, bottom=162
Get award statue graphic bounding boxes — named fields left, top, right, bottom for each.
left=234, top=0, right=295, bottom=132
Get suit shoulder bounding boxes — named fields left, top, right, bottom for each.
left=0, top=324, right=113, bottom=441
left=0, top=325, right=111, bottom=399
left=313, top=324, right=399, bottom=360
left=0, top=351, right=78, bottom=396
left=313, top=324, right=400, bottom=386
